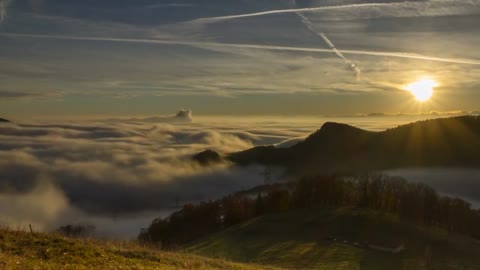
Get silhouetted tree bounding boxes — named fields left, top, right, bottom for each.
left=254, top=194, right=265, bottom=216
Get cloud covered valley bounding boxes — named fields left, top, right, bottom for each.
left=0, top=111, right=312, bottom=237
left=1, top=111, right=479, bottom=238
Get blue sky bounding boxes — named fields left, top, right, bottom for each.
left=1, top=0, right=479, bottom=117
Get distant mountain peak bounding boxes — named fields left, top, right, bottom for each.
left=320, top=122, right=364, bottom=133
left=226, top=116, right=480, bottom=172
left=303, top=122, right=369, bottom=144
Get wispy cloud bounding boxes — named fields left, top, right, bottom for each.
left=145, top=3, right=195, bottom=9
left=0, top=90, right=63, bottom=100
left=190, top=2, right=412, bottom=24
left=2, top=33, right=479, bottom=65
left=188, top=0, right=480, bottom=24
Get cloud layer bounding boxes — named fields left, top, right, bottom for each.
left=0, top=112, right=310, bottom=237
left=1, top=113, right=480, bottom=237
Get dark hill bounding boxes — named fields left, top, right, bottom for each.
left=228, top=116, right=480, bottom=174
left=193, top=149, right=223, bottom=165
left=0, top=118, right=10, bottom=123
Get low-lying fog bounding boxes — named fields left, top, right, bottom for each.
left=1, top=112, right=477, bottom=238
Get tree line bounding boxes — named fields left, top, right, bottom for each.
left=139, top=173, right=480, bottom=247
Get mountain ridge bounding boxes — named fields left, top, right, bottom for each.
left=226, top=115, right=480, bottom=174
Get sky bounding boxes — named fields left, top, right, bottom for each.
left=0, top=0, right=479, bottom=118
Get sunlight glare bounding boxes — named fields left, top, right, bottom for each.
left=405, top=78, right=438, bottom=102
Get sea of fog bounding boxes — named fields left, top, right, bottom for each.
left=1, top=113, right=478, bottom=239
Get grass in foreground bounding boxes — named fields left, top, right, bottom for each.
left=0, top=228, right=281, bottom=270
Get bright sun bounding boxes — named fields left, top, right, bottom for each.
left=405, top=78, right=438, bottom=102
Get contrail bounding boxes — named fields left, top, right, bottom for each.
left=190, top=2, right=415, bottom=24
left=2, top=33, right=480, bottom=65
left=296, top=12, right=361, bottom=78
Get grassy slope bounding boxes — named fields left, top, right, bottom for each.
left=186, top=208, right=480, bottom=270
left=0, top=229, right=281, bottom=270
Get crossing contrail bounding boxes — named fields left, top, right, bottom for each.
left=2, top=33, right=480, bottom=65
left=190, top=2, right=416, bottom=24
left=296, top=12, right=361, bottom=78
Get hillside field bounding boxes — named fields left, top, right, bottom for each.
left=186, top=207, right=480, bottom=270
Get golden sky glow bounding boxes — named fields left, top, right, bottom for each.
left=405, top=78, right=438, bottom=102
left=0, top=1, right=479, bottom=117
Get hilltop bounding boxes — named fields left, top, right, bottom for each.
left=186, top=207, right=480, bottom=270
left=141, top=173, right=480, bottom=269
left=0, top=228, right=280, bottom=270
left=0, top=118, right=9, bottom=123
left=228, top=116, right=480, bottom=174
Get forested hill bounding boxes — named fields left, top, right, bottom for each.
left=141, top=174, right=480, bottom=269
left=228, top=116, right=480, bottom=173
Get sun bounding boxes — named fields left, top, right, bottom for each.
left=405, top=78, right=438, bottom=102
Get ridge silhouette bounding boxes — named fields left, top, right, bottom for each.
left=226, top=116, right=480, bottom=174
